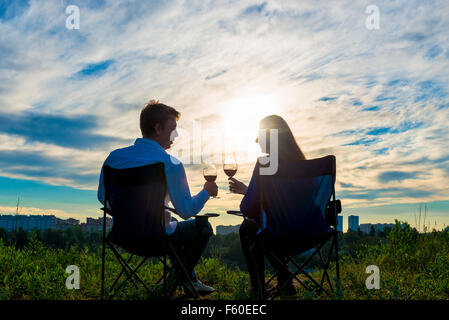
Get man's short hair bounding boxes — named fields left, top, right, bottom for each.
left=140, top=100, right=180, bottom=137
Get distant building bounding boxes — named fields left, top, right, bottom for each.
left=0, top=214, right=112, bottom=232
left=0, top=214, right=80, bottom=231
left=81, top=217, right=113, bottom=232
left=54, top=217, right=80, bottom=230
left=0, top=214, right=56, bottom=232
left=216, top=225, right=240, bottom=235
left=359, top=223, right=374, bottom=234
left=337, top=216, right=343, bottom=232
left=348, top=215, right=359, bottom=231
left=359, top=223, right=395, bottom=234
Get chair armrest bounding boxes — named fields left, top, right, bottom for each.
left=325, top=200, right=342, bottom=227
left=196, top=213, right=220, bottom=218
left=164, top=206, right=178, bottom=214
left=332, top=200, right=342, bottom=214
left=227, top=210, right=244, bottom=217
left=166, top=206, right=219, bottom=219
left=194, top=213, right=219, bottom=225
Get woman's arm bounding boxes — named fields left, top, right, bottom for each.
left=239, top=163, right=261, bottom=220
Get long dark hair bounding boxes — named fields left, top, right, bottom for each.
left=259, top=115, right=306, bottom=161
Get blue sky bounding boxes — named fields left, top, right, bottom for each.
left=1, top=0, right=449, bottom=231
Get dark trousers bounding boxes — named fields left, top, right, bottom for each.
left=168, top=218, right=213, bottom=281
left=239, top=218, right=294, bottom=291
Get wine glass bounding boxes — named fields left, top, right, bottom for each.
left=223, top=158, right=238, bottom=193
left=203, top=165, right=219, bottom=199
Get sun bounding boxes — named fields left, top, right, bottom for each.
left=218, top=94, right=281, bottom=161
left=222, top=94, right=278, bottom=138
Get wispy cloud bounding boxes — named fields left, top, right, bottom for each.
left=0, top=111, right=130, bottom=149
left=0, top=0, right=449, bottom=224
left=75, top=59, right=115, bottom=77
left=378, top=171, right=420, bottom=183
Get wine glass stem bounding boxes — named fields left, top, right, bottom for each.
left=227, top=177, right=234, bottom=194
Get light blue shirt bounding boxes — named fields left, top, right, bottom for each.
left=97, top=138, right=210, bottom=234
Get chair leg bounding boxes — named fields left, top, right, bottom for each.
left=335, top=233, right=340, bottom=282
left=101, top=243, right=105, bottom=299
left=163, top=254, right=167, bottom=298
left=318, top=244, right=333, bottom=292
left=277, top=257, right=313, bottom=292
left=156, top=259, right=173, bottom=284
left=123, top=258, right=151, bottom=292
left=318, top=250, right=327, bottom=288
left=286, top=241, right=331, bottom=296
left=265, top=235, right=339, bottom=299
left=265, top=250, right=313, bottom=299
left=101, top=230, right=106, bottom=299
left=102, top=242, right=178, bottom=299
left=110, top=255, right=151, bottom=298
left=108, top=245, right=143, bottom=295
left=110, top=255, right=134, bottom=291
left=109, top=244, right=139, bottom=288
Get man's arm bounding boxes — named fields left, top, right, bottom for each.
left=165, top=162, right=211, bottom=220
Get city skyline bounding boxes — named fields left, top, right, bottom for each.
left=0, top=212, right=112, bottom=232
left=0, top=212, right=442, bottom=234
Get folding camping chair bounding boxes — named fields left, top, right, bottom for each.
left=228, top=155, right=342, bottom=299
left=100, top=163, right=201, bottom=299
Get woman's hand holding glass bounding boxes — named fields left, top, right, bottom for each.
left=228, top=178, right=248, bottom=195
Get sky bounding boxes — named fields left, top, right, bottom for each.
left=1, top=0, right=449, bottom=232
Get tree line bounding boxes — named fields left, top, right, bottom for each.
left=0, top=225, right=395, bottom=272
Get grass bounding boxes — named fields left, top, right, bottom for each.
left=0, top=221, right=448, bottom=300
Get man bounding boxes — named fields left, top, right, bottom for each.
left=98, top=100, right=218, bottom=295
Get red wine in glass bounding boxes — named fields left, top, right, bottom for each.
left=224, top=169, right=237, bottom=178
left=223, top=158, right=238, bottom=193
left=203, top=165, right=219, bottom=198
left=204, top=175, right=217, bottom=182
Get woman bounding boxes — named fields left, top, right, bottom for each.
left=229, top=115, right=306, bottom=296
